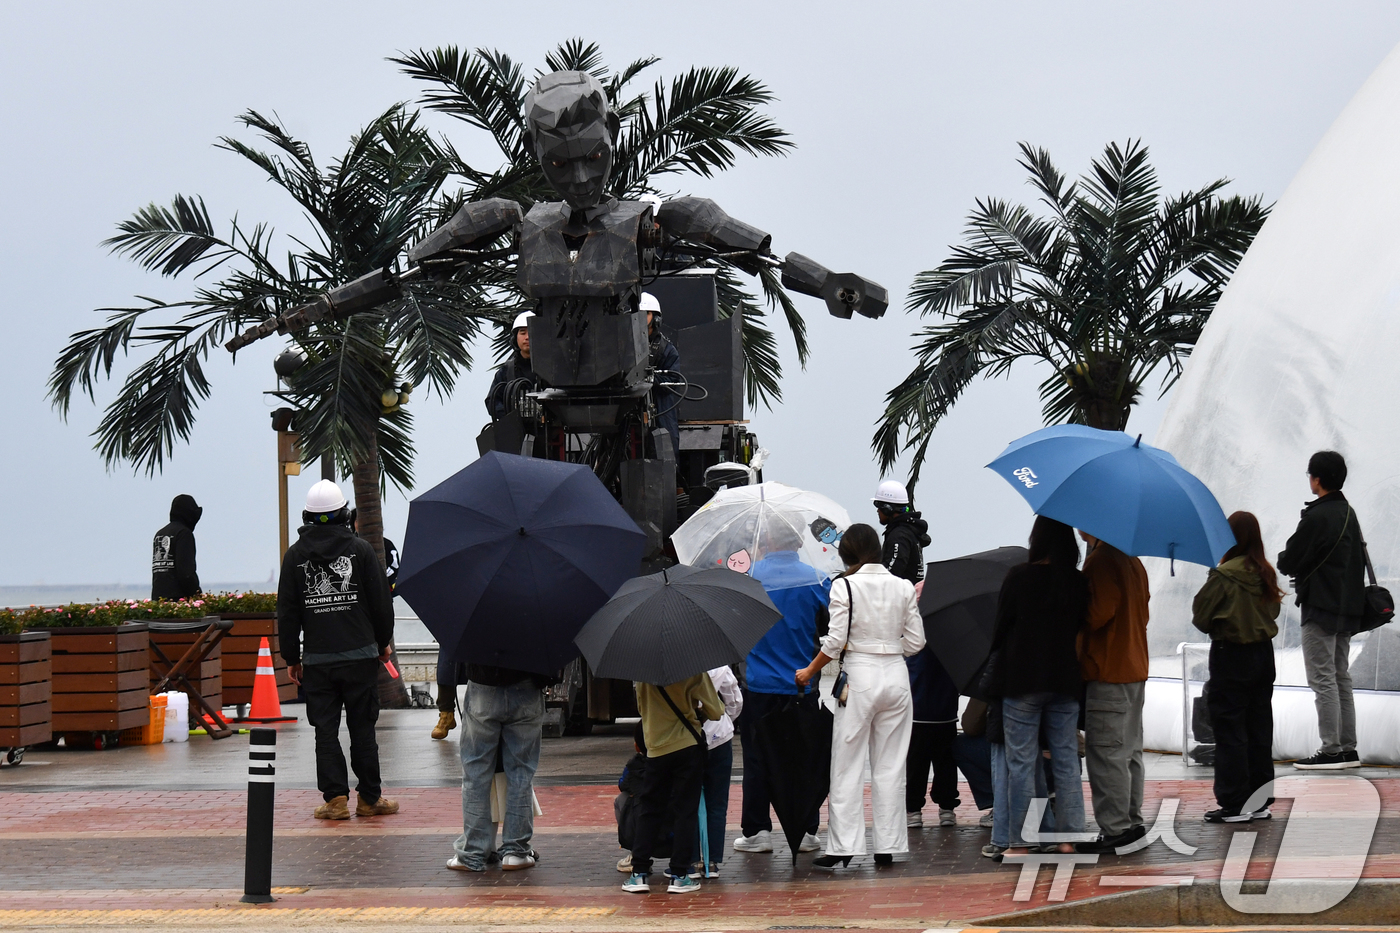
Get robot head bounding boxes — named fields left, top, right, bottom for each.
left=523, top=71, right=619, bottom=211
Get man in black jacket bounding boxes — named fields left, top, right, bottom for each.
left=486, top=312, right=543, bottom=420
left=151, top=494, right=202, bottom=600
left=1277, top=450, right=1367, bottom=770
left=641, top=292, right=681, bottom=455
left=874, top=480, right=930, bottom=583
left=279, top=480, right=400, bottom=818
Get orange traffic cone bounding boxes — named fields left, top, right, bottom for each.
left=240, top=637, right=297, bottom=723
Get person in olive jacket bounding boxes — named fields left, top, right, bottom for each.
left=1276, top=450, right=1367, bottom=770
left=1193, top=511, right=1283, bottom=822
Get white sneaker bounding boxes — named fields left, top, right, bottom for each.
left=1250, top=807, right=1272, bottom=820
left=501, top=853, right=535, bottom=870
left=939, top=808, right=957, bottom=827
left=733, top=830, right=773, bottom=853
left=798, top=832, right=821, bottom=852
left=445, top=855, right=483, bottom=872
left=979, top=810, right=994, bottom=828
left=906, top=810, right=923, bottom=828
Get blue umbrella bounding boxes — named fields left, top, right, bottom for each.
left=986, top=425, right=1233, bottom=568
left=397, top=452, right=645, bottom=675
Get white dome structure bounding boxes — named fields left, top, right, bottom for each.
left=1145, top=43, right=1400, bottom=763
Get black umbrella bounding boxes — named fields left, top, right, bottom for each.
left=397, top=452, right=645, bottom=676
left=574, top=564, right=780, bottom=685
left=752, top=685, right=833, bottom=862
left=920, top=546, right=1028, bottom=695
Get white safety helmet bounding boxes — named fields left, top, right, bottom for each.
left=639, top=292, right=661, bottom=314
left=873, top=480, right=910, bottom=506
left=512, top=311, right=535, bottom=332
left=306, top=479, right=348, bottom=513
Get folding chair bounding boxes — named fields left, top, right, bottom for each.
left=148, top=618, right=235, bottom=740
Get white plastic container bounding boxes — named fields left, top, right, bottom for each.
left=162, top=692, right=189, bottom=743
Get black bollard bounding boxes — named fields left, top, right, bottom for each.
left=241, top=727, right=277, bottom=903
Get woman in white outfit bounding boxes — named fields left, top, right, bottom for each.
left=796, top=524, right=926, bottom=868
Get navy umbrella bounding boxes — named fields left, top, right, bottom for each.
left=575, top=564, right=780, bottom=685
left=397, top=452, right=645, bottom=676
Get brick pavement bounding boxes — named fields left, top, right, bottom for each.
left=2, top=778, right=1399, bottom=929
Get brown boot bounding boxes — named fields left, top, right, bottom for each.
left=357, top=794, right=399, bottom=817
left=314, top=796, right=350, bottom=820
left=431, top=711, right=456, bottom=740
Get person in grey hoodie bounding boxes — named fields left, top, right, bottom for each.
left=1193, top=511, right=1283, bottom=823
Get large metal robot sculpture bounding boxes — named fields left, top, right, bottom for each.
left=227, top=71, right=886, bottom=554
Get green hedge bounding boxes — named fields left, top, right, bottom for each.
left=0, top=592, right=277, bottom=635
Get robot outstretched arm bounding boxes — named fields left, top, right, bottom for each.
left=225, top=198, right=523, bottom=352
left=658, top=196, right=888, bottom=320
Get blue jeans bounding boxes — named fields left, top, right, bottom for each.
left=692, top=739, right=733, bottom=866
left=989, top=740, right=1051, bottom=847
left=1002, top=692, right=1084, bottom=845
left=454, top=681, right=544, bottom=868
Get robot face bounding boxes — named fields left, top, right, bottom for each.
left=535, top=127, right=613, bottom=211
left=524, top=71, right=617, bottom=211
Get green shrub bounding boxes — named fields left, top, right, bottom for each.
left=0, top=592, right=277, bottom=633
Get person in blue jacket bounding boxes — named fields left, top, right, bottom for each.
left=732, top=519, right=832, bottom=856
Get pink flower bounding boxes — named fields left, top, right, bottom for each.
left=193, top=600, right=204, bottom=607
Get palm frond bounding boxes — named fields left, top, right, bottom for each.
left=103, top=196, right=235, bottom=278
left=714, top=267, right=781, bottom=408
left=611, top=67, right=792, bottom=196
left=391, top=46, right=528, bottom=162
left=879, top=139, right=1268, bottom=477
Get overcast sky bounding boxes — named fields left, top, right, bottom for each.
left=3, top=2, right=1398, bottom=588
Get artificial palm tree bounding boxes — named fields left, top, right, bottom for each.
left=48, top=106, right=477, bottom=576
left=875, top=140, right=1270, bottom=487
left=393, top=39, right=802, bottom=404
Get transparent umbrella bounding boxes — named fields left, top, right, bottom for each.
left=672, top=482, right=851, bottom=580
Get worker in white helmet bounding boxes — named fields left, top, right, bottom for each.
left=872, top=481, right=959, bottom=833
left=279, top=479, right=398, bottom=821
left=485, top=311, right=543, bottom=419
left=640, top=292, right=680, bottom=454
left=872, top=481, right=929, bottom=584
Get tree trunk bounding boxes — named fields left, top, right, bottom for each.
left=1083, top=400, right=1132, bottom=432
left=351, top=433, right=410, bottom=709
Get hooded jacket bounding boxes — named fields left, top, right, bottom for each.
left=1191, top=556, right=1281, bottom=644
left=277, top=523, right=394, bottom=667
left=1277, top=491, right=1367, bottom=618
left=152, top=494, right=201, bottom=600
left=881, top=510, right=930, bottom=583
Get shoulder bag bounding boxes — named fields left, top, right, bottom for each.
left=1357, top=538, right=1394, bottom=633
left=830, top=579, right=852, bottom=706
left=657, top=683, right=709, bottom=757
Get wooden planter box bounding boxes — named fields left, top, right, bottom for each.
left=0, top=632, right=51, bottom=747
left=41, top=624, right=149, bottom=733
left=148, top=624, right=222, bottom=712
left=218, top=614, right=296, bottom=705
